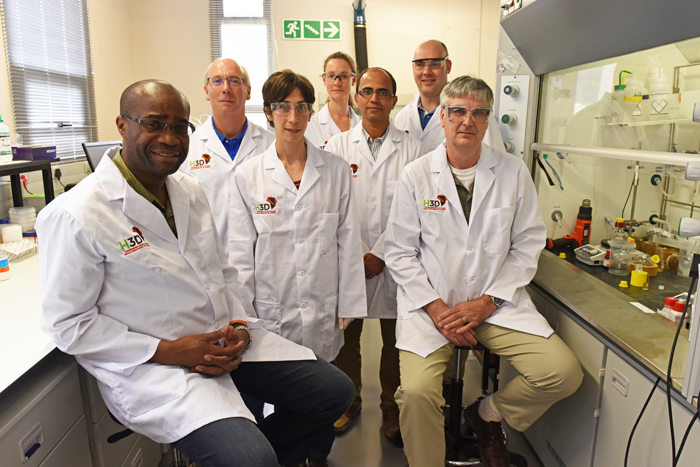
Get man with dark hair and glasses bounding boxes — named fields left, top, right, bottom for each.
left=326, top=67, right=422, bottom=444
left=384, top=75, right=582, bottom=467
left=36, top=79, right=355, bottom=467
left=394, top=40, right=503, bottom=153
left=182, top=58, right=275, bottom=248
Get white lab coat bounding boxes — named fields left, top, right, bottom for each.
left=37, top=147, right=314, bottom=444
left=384, top=142, right=553, bottom=358
left=305, top=103, right=361, bottom=150
left=228, top=140, right=368, bottom=361
left=326, top=123, right=422, bottom=318
left=394, top=97, right=504, bottom=153
left=181, top=117, right=275, bottom=248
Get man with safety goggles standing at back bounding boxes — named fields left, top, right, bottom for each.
left=181, top=58, right=275, bottom=248
left=394, top=40, right=503, bottom=153
left=384, top=75, right=582, bottom=467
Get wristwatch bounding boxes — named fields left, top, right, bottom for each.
left=487, top=295, right=505, bottom=308
left=233, top=325, right=253, bottom=349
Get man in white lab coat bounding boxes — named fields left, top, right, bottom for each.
left=36, top=80, right=354, bottom=467
left=181, top=58, right=275, bottom=248
left=384, top=75, right=583, bottom=467
left=326, top=68, right=422, bottom=444
left=394, top=40, right=503, bottom=153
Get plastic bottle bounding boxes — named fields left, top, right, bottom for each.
left=624, top=78, right=649, bottom=121
left=661, top=297, right=677, bottom=319
left=611, top=218, right=627, bottom=240
left=612, top=70, right=631, bottom=124
left=672, top=300, right=686, bottom=325
left=0, top=115, right=12, bottom=164
left=648, top=59, right=670, bottom=120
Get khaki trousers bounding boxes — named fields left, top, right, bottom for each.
left=395, top=323, right=583, bottom=467
left=335, top=318, right=400, bottom=410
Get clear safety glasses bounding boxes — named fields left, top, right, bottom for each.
left=443, top=105, right=492, bottom=124
left=207, top=77, right=247, bottom=88
left=357, top=88, right=394, bottom=99
left=121, top=114, right=195, bottom=136
left=323, top=72, right=356, bottom=82
left=270, top=102, right=314, bottom=116
left=412, top=57, right=449, bottom=71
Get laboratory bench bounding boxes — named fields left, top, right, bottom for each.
left=518, top=250, right=700, bottom=467
left=0, top=254, right=164, bottom=467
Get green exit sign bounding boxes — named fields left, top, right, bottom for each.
left=283, top=19, right=341, bottom=41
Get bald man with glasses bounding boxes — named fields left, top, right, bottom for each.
left=181, top=58, right=275, bottom=248
left=394, top=40, right=504, bottom=153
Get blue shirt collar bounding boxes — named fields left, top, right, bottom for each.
left=212, top=118, right=248, bottom=160
left=417, top=97, right=436, bottom=130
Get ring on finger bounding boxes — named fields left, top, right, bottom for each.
left=461, top=316, right=467, bottom=325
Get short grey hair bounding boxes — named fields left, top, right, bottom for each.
left=440, top=75, right=494, bottom=108
left=204, top=59, right=251, bottom=86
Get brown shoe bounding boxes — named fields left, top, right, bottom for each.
left=382, top=407, right=403, bottom=447
left=464, top=398, right=510, bottom=467
left=307, top=460, right=329, bottom=467
left=334, top=404, right=361, bottom=435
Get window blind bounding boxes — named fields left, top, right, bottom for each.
left=1, top=0, right=97, bottom=160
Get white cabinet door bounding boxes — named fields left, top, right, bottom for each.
left=594, top=350, right=700, bottom=466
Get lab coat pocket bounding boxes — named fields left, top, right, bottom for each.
left=193, top=227, right=225, bottom=284
left=482, top=206, right=515, bottom=254
left=111, top=363, right=187, bottom=417
left=318, top=212, right=339, bottom=257
left=254, top=298, right=282, bottom=334
left=324, top=293, right=339, bottom=347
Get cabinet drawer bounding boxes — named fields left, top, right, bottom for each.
left=39, top=415, right=92, bottom=467
left=93, top=408, right=138, bottom=467
left=120, top=434, right=162, bottom=467
left=0, top=354, right=83, bottom=467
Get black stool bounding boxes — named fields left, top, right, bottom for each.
left=444, top=344, right=527, bottom=467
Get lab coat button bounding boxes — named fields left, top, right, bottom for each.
left=463, top=278, right=468, bottom=283
left=205, top=282, right=210, bottom=290
left=301, top=302, right=307, bottom=308
left=372, top=230, right=379, bottom=236
left=467, top=246, right=473, bottom=252
left=299, top=270, right=306, bottom=276
left=371, top=202, right=377, bottom=207
left=298, top=238, right=304, bottom=244
left=296, top=205, right=302, bottom=211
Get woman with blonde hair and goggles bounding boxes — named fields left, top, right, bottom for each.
left=305, top=52, right=361, bottom=150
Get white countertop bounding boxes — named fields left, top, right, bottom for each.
left=0, top=253, right=57, bottom=393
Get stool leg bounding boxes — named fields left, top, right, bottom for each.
left=448, top=347, right=465, bottom=438
left=481, top=348, right=490, bottom=395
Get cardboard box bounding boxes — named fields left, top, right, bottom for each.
left=32, top=145, right=56, bottom=160
left=11, top=146, right=33, bottom=161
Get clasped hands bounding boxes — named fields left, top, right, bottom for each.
left=150, top=326, right=249, bottom=376
left=424, top=296, right=497, bottom=346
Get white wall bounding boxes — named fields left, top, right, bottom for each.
left=274, top=0, right=501, bottom=105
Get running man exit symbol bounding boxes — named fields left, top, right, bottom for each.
left=283, top=20, right=301, bottom=38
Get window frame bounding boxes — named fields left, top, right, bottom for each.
left=0, top=0, right=98, bottom=161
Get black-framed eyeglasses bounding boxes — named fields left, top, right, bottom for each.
left=270, top=102, right=314, bottom=116
left=207, top=76, right=247, bottom=88
left=412, top=57, right=449, bottom=71
left=323, top=72, right=356, bottom=82
left=357, top=88, right=394, bottom=99
left=120, top=114, right=196, bottom=136
left=443, top=105, right=492, bottom=124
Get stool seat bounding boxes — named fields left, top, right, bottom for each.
left=444, top=343, right=527, bottom=467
